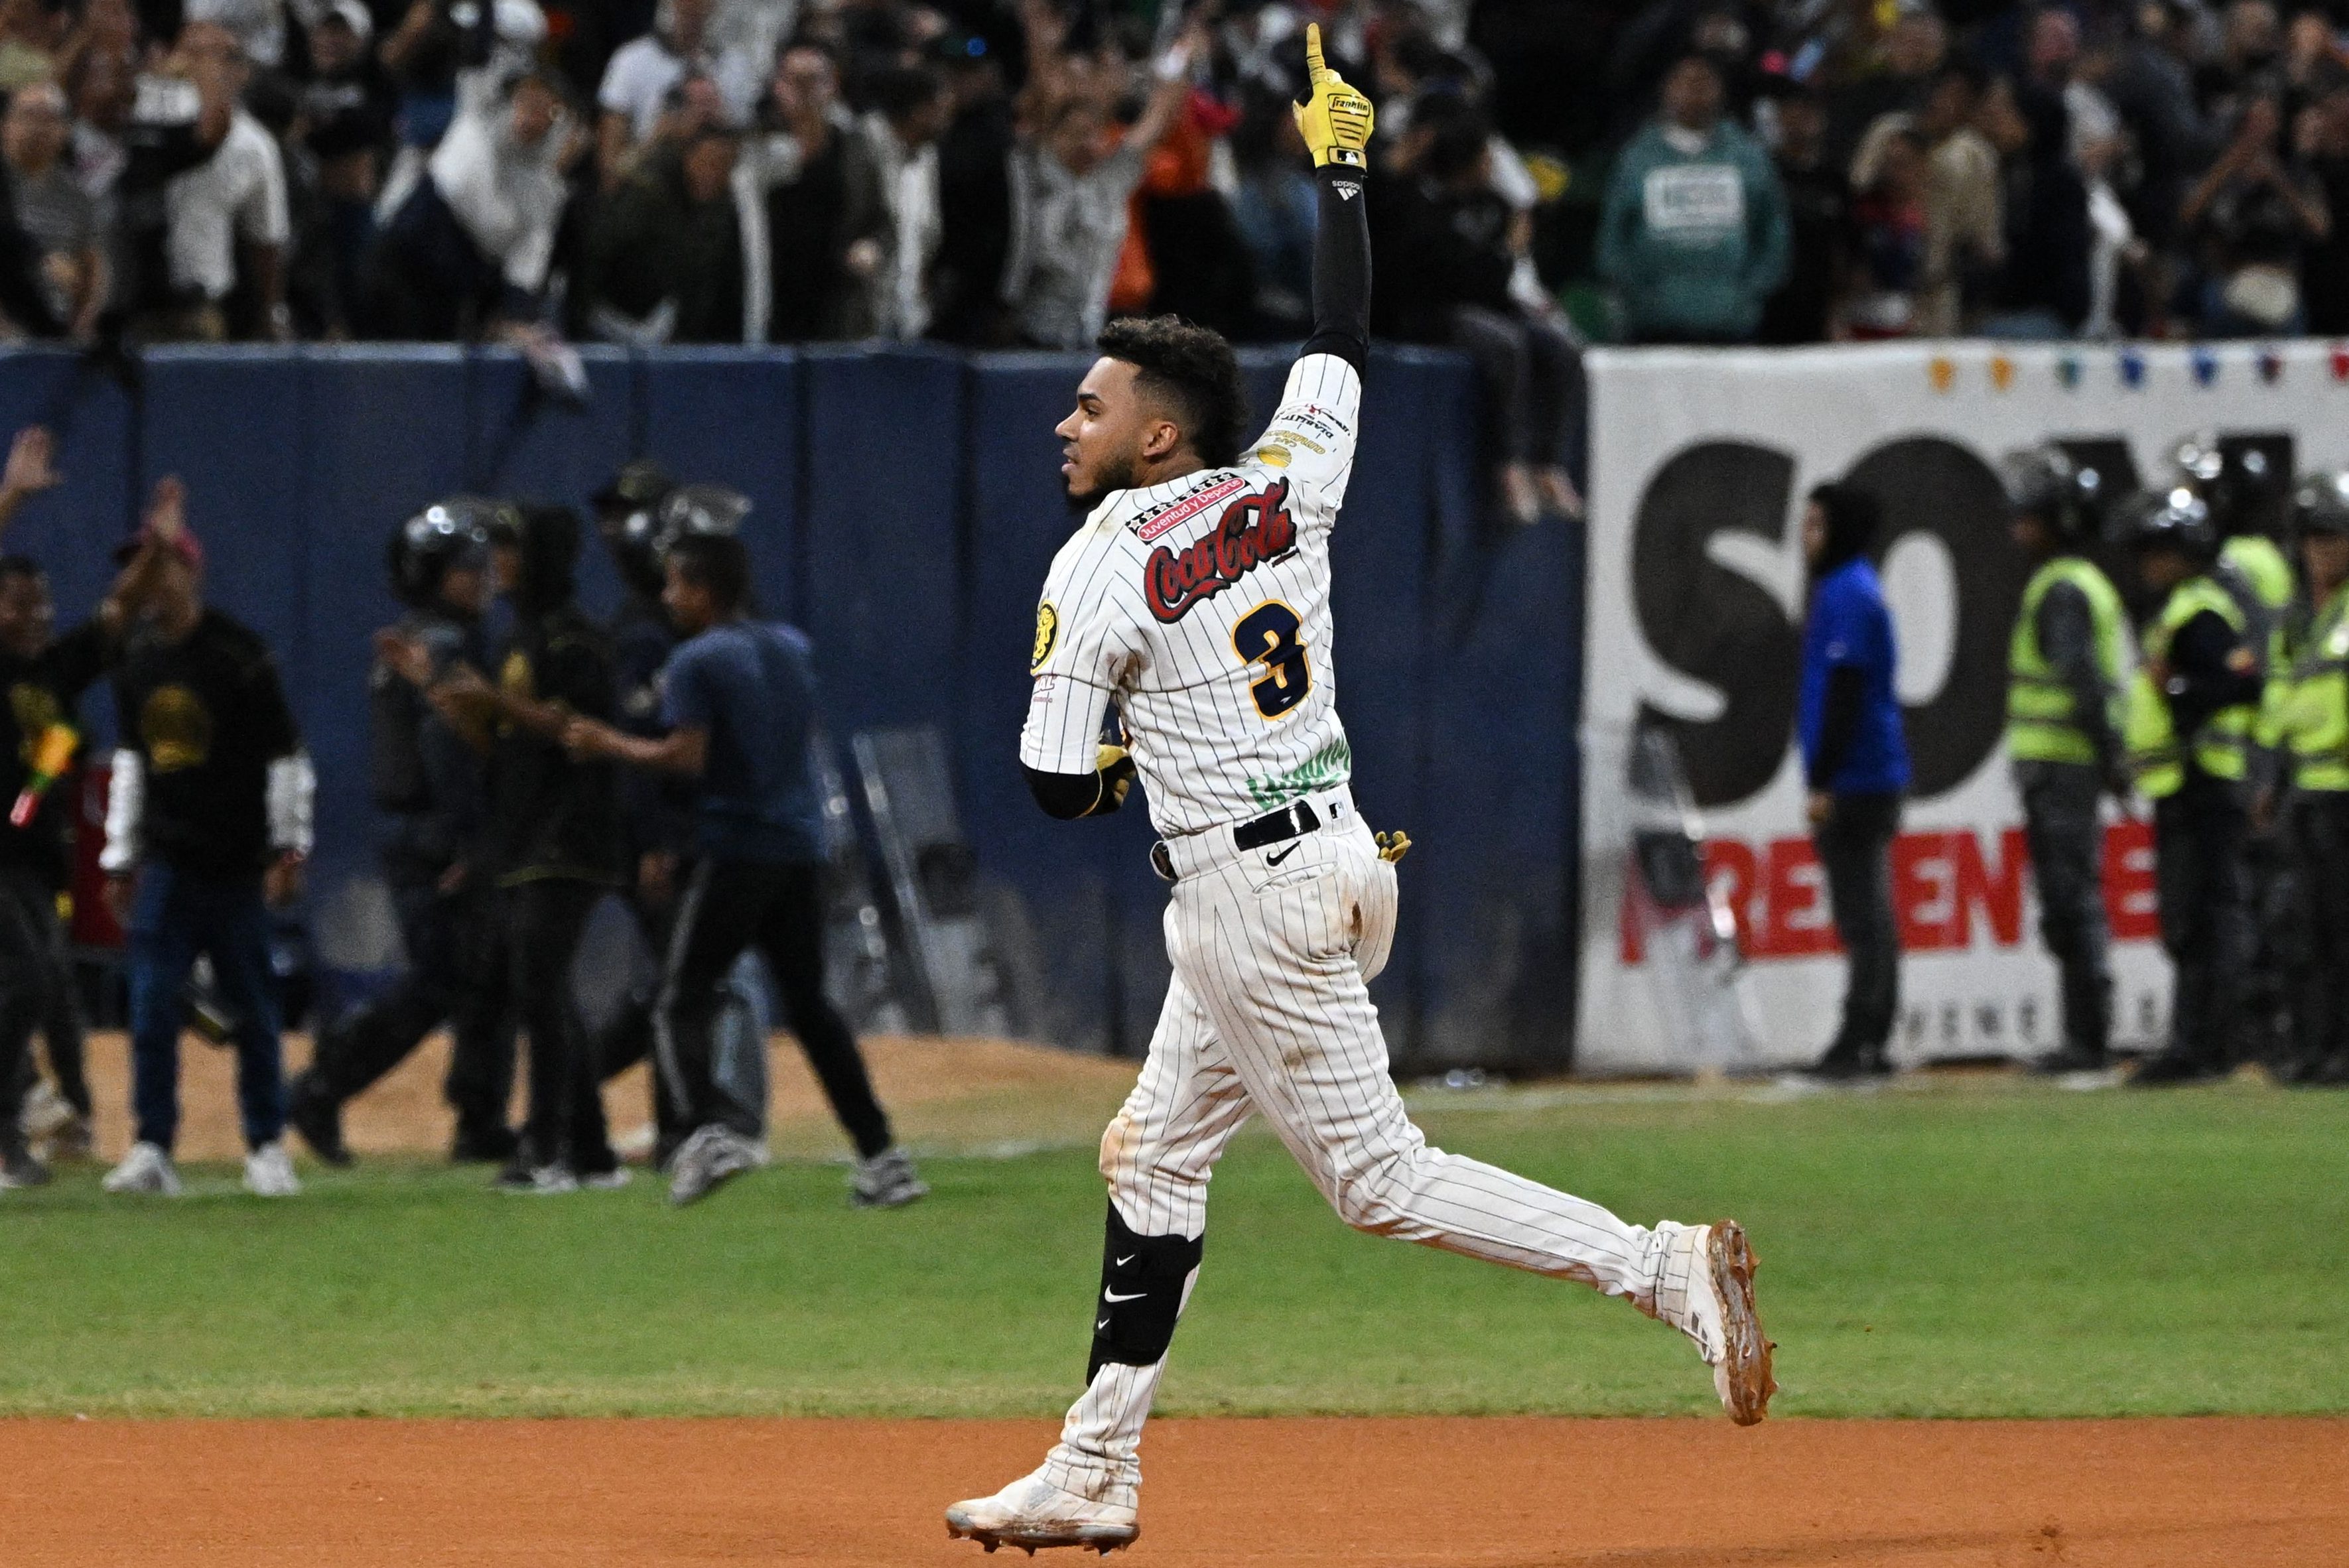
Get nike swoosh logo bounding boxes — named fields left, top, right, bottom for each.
left=1266, top=844, right=1299, bottom=866
left=1103, top=1289, right=1146, bottom=1303
left=1114, top=1255, right=1135, bottom=1266
left=1097, top=1317, right=1111, bottom=1332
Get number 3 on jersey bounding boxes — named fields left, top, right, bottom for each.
left=1233, top=600, right=1311, bottom=720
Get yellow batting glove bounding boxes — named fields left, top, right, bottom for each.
left=1292, top=23, right=1373, bottom=168
left=1092, top=743, right=1136, bottom=815
left=1375, top=829, right=1412, bottom=864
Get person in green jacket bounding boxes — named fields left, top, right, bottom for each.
left=1595, top=54, right=1792, bottom=344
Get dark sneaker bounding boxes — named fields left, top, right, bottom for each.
left=288, top=1073, right=352, bottom=1168
left=1, top=1149, right=52, bottom=1189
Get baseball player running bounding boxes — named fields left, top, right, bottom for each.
left=945, top=32, right=1773, bottom=1556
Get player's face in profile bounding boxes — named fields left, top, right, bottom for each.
left=1055, top=358, right=1155, bottom=508
left=0, top=570, right=50, bottom=659
left=491, top=543, right=524, bottom=597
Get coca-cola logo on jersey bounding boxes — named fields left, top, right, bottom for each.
left=1143, top=478, right=1298, bottom=623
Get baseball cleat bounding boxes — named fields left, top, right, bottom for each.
left=1690, top=1220, right=1775, bottom=1425
left=945, top=1468, right=1138, bottom=1555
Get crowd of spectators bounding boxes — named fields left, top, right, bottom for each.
left=0, top=0, right=2336, bottom=371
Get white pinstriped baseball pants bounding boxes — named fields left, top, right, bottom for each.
left=1041, top=805, right=1675, bottom=1498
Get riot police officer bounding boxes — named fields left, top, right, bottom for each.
left=2117, top=488, right=2265, bottom=1086
left=2170, top=432, right=2295, bottom=659
left=2256, top=472, right=2349, bottom=1085
left=288, top=500, right=515, bottom=1165
left=2003, top=448, right=2131, bottom=1074
left=2170, top=434, right=2299, bottom=1061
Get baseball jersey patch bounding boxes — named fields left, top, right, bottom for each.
left=1131, top=474, right=1250, bottom=544
left=1142, top=479, right=1298, bottom=623
left=1032, top=601, right=1059, bottom=671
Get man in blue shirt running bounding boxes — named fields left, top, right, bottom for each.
left=1796, top=482, right=1911, bottom=1079
left=563, top=531, right=924, bottom=1209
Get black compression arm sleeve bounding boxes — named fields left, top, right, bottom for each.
left=1810, top=666, right=1864, bottom=789
left=1301, top=164, right=1371, bottom=371
left=1025, top=763, right=1126, bottom=820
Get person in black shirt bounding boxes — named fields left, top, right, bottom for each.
left=289, top=500, right=516, bottom=1169
left=383, top=503, right=626, bottom=1192
left=0, top=430, right=169, bottom=1187
left=98, top=489, right=314, bottom=1200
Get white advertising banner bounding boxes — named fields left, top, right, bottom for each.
left=1577, top=340, right=2349, bottom=1075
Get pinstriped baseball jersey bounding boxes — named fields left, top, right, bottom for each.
left=1019, top=352, right=1361, bottom=836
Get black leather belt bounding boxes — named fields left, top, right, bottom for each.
left=1150, top=799, right=1326, bottom=884
left=1233, top=799, right=1322, bottom=850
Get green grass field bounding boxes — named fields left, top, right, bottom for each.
left=3, top=1075, right=2344, bottom=1420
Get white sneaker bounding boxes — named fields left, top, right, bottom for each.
left=243, top=1140, right=302, bottom=1197
left=851, top=1145, right=928, bottom=1209
left=580, top=1165, right=632, bottom=1191
left=1656, top=1220, right=1774, bottom=1425
left=667, top=1124, right=761, bottom=1207
left=102, top=1141, right=184, bottom=1197
left=944, top=1465, right=1139, bottom=1555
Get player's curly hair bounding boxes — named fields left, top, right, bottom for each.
left=1097, top=316, right=1249, bottom=469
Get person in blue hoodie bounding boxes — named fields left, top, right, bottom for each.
left=1797, top=482, right=1911, bottom=1078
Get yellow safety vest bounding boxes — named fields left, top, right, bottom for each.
left=2123, top=576, right=2255, bottom=797
left=2257, top=582, right=2349, bottom=793
left=2007, top=556, right=2130, bottom=766
left=2220, top=534, right=2295, bottom=667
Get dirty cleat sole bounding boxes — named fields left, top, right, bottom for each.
left=1708, top=1220, right=1775, bottom=1426
left=944, top=1510, right=1138, bottom=1555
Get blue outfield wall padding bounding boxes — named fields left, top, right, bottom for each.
left=799, top=347, right=965, bottom=738
left=1417, top=371, right=1577, bottom=1071
left=638, top=348, right=801, bottom=621
left=139, top=350, right=313, bottom=668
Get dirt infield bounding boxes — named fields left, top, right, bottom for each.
left=4, top=1416, right=2342, bottom=1566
